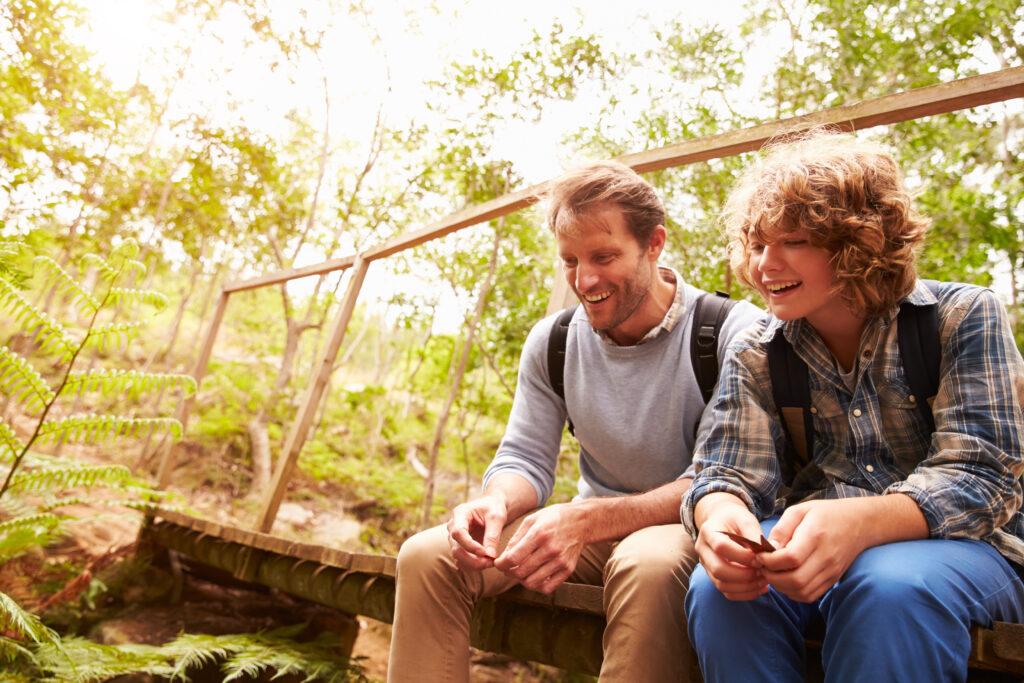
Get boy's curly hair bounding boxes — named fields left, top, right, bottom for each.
left=724, top=128, right=929, bottom=316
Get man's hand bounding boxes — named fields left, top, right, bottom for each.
left=493, top=503, right=586, bottom=594
left=446, top=494, right=507, bottom=572
left=694, top=495, right=768, bottom=601
left=759, top=499, right=868, bottom=603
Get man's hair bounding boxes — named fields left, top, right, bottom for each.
left=724, top=128, right=929, bottom=316
left=545, top=160, right=665, bottom=245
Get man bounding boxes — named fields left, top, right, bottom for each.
left=683, top=130, right=1024, bottom=681
left=389, top=160, right=763, bottom=682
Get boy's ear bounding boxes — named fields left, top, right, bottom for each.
left=647, top=225, right=668, bottom=260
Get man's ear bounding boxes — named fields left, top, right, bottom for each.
left=647, top=225, right=668, bottom=260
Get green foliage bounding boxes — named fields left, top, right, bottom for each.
left=0, top=346, right=54, bottom=413
left=63, top=369, right=196, bottom=401
left=0, top=591, right=60, bottom=665
left=0, top=238, right=186, bottom=670
left=24, top=626, right=365, bottom=682
left=34, top=415, right=182, bottom=448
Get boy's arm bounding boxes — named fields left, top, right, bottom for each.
left=887, top=289, right=1024, bottom=539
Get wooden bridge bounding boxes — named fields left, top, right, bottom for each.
left=145, top=67, right=1024, bottom=680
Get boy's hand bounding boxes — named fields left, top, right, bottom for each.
left=759, top=499, right=868, bottom=602
left=695, top=502, right=770, bottom=601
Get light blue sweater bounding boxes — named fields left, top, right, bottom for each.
left=483, top=279, right=764, bottom=505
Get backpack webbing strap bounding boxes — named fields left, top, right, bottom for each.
left=896, top=279, right=941, bottom=433
left=691, top=291, right=739, bottom=404
left=547, top=304, right=578, bottom=436
left=767, top=331, right=814, bottom=467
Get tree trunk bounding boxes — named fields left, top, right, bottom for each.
left=421, top=226, right=501, bottom=526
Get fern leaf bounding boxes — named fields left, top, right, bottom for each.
left=0, top=635, right=36, bottom=667
left=0, top=592, right=59, bottom=645
left=32, top=637, right=175, bottom=682
left=81, top=251, right=147, bottom=285
left=0, top=513, right=63, bottom=562
left=35, top=415, right=182, bottom=447
left=0, top=422, right=26, bottom=463
left=0, top=347, right=55, bottom=412
left=81, top=322, right=142, bottom=354
left=31, top=256, right=100, bottom=314
left=8, top=464, right=132, bottom=494
left=0, top=280, right=75, bottom=360
left=107, top=287, right=168, bottom=311
left=63, top=369, right=196, bottom=401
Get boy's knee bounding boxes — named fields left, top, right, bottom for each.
left=827, top=547, right=948, bottom=618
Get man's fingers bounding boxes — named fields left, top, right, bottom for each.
left=481, top=511, right=504, bottom=558
left=451, top=546, right=493, bottom=572
left=449, top=524, right=488, bottom=556
left=520, top=557, right=568, bottom=593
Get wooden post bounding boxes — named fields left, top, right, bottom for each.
left=257, top=256, right=370, bottom=533
left=545, top=262, right=577, bottom=316
left=157, top=289, right=231, bottom=488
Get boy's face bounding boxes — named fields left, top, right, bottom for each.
left=747, top=228, right=845, bottom=328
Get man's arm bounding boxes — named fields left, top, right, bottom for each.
left=492, top=477, right=692, bottom=594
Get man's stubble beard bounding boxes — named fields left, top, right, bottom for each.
left=589, top=257, right=653, bottom=334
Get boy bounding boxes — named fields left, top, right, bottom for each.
left=682, top=130, right=1024, bottom=681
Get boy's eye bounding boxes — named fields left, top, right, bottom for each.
left=783, top=239, right=808, bottom=247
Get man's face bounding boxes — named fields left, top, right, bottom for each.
left=557, top=206, right=656, bottom=337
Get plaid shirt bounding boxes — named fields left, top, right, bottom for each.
left=594, top=266, right=684, bottom=346
left=682, top=280, right=1024, bottom=567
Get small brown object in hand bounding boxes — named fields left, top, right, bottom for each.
left=718, top=530, right=775, bottom=553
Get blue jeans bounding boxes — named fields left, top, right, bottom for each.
left=686, top=517, right=1024, bottom=682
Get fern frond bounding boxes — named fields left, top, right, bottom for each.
left=0, top=592, right=59, bottom=645
left=0, top=347, right=55, bottom=412
left=0, top=513, right=65, bottom=562
left=81, top=322, right=142, bottom=354
left=0, top=422, right=26, bottom=463
left=0, top=636, right=36, bottom=667
left=35, top=415, right=181, bottom=447
left=63, top=369, right=196, bottom=401
left=0, top=280, right=75, bottom=360
left=33, top=637, right=175, bottom=682
left=107, top=287, right=168, bottom=310
left=81, top=252, right=147, bottom=285
left=8, top=464, right=132, bottom=494
left=32, top=256, right=100, bottom=314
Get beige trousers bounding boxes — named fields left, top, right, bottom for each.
left=387, top=518, right=698, bottom=682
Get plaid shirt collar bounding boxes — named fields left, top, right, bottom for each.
left=594, top=266, right=683, bottom=346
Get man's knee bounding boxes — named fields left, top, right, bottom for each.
left=396, top=525, right=453, bottom=583
left=604, top=525, right=697, bottom=593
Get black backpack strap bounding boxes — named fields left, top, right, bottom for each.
left=897, top=280, right=941, bottom=433
left=547, top=305, right=578, bottom=436
left=690, top=291, right=739, bottom=404
left=766, top=330, right=814, bottom=468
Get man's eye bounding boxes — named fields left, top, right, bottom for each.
left=594, top=255, right=613, bottom=264
left=562, top=259, right=577, bottom=268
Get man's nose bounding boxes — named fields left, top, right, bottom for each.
left=575, top=266, right=599, bottom=291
